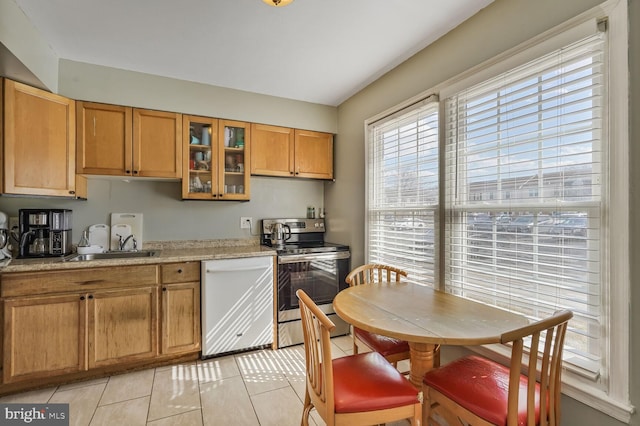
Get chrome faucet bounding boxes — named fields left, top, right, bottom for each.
left=117, top=234, right=137, bottom=251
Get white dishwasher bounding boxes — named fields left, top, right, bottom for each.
left=201, top=256, right=274, bottom=358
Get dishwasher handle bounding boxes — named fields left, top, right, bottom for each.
left=205, top=265, right=271, bottom=274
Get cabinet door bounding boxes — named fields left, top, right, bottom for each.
left=88, top=287, right=158, bottom=368
left=133, top=109, right=182, bottom=178
left=3, top=79, right=78, bottom=196
left=250, top=124, right=294, bottom=177
left=182, top=115, right=219, bottom=200
left=294, top=129, right=334, bottom=180
left=76, top=101, right=133, bottom=176
left=3, top=294, right=86, bottom=383
left=161, top=282, right=201, bottom=354
left=218, top=120, right=251, bottom=200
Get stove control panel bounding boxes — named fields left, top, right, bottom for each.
left=262, top=218, right=325, bottom=234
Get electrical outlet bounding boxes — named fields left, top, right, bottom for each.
left=240, top=217, right=253, bottom=229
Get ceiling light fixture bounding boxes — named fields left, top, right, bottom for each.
left=262, top=0, right=294, bottom=7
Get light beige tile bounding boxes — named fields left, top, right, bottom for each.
left=0, top=387, right=56, bottom=403
left=155, top=361, right=197, bottom=373
left=89, top=396, right=149, bottom=426
left=251, top=386, right=304, bottom=426
left=235, top=350, right=293, bottom=395
left=99, top=369, right=154, bottom=406
left=57, top=377, right=109, bottom=392
left=147, top=409, right=203, bottom=426
left=331, top=335, right=354, bottom=353
left=49, top=383, right=106, bottom=426
left=197, top=355, right=240, bottom=383
left=147, top=365, right=201, bottom=422
left=200, top=375, right=258, bottom=426
left=285, top=371, right=307, bottom=402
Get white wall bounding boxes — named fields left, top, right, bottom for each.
left=329, top=0, right=638, bottom=425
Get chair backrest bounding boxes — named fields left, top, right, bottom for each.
left=345, top=264, right=408, bottom=286
left=501, top=309, right=573, bottom=426
left=296, top=289, right=336, bottom=420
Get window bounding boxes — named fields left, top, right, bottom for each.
left=366, top=97, right=439, bottom=285
left=444, top=34, right=605, bottom=375
left=365, top=2, right=631, bottom=419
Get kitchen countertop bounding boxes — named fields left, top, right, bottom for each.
left=0, top=239, right=276, bottom=273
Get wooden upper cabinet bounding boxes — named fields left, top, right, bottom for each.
left=3, top=79, right=80, bottom=197
left=134, top=109, right=182, bottom=178
left=76, top=102, right=132, bottom=176
left=77, top=102, right=182, bottom=178
left=294, top=129, right=333, bottom=180
left=251, top=124, right=334, bottom=180
left=251, top=123, right=294, bottom=177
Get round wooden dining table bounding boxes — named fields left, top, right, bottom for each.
left=333, top=281, right=530, bottom=387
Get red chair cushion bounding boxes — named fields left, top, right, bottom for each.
left=332, top=352, right=419, bottom=413
left=423, top=355, right=541, bottom=426
left=354, top=327, right=410, bottom=356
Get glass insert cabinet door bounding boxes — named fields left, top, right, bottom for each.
left=183, top=116, right=218, bottom=200
left=182, top=117, right=250, bottom=200
left=219, top=120, right=250, bottom=200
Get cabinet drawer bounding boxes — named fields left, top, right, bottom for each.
left=161, top=262, right=200, bottom=284
left=1, top=265, right=159, bottom=297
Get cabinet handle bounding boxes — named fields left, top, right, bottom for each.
left=177, top=269, right=183, bottom=274
left=88, top=295, right=94, bottom=299
left=80, top=296, right=85, bottom=300
left=69, top=190, right=75, bottom=195
left=126, top=170, right=131, bottom=174
left=133, top=170, right=139, bottom=175
left=163, top=287, right=167, bottom=291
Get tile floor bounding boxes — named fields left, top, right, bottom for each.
left=0, top=335, right=412, bottom=426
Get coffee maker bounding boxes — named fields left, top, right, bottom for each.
left=18, top=209, right=72, bottom=258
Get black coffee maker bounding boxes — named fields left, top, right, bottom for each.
left=18, top=209, right=72, bottom=258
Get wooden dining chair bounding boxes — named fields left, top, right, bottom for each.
left=296, top=289, right=422, bottom=426
left=345, top=264, right=412, bottom=368
left=422, top=309, right=573, bottom=426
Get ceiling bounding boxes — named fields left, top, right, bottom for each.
left=13, top=0, right=493, bottom=106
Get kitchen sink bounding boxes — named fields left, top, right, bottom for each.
left=63, top=250, right=159, bottom=262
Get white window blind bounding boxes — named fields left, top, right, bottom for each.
left=444, top=33, right=606, bottom=375
left=367, top=98, right=439, bottom=285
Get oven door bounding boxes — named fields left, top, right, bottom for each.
left=277, top=251, right=350, bottom=322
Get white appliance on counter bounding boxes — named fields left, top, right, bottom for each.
left=201, top=256, right=274, bottom=358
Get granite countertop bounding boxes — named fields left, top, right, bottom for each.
left=0, top=239, right=276, bottom=273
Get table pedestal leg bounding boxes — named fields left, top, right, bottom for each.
left=408, top=342, right=440, bottom=388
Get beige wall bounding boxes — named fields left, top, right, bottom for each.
left=330, top=0, right=637, bottom=425
left=58, top=60, right=337, bottom=133
left=0, top=0, right=57, bottom=91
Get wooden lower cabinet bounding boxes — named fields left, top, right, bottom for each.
left=1, top=262, right=201, bottom=388
left=89, top=287, right=158, bottom=368
left=160, top=262, right=201, bottom=354
left=161, top=282, right=200, bottom=354
left=3, top=294, right=86, bottom=384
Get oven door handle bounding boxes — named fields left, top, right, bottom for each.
left=278, top=251, right=350, bottom=264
